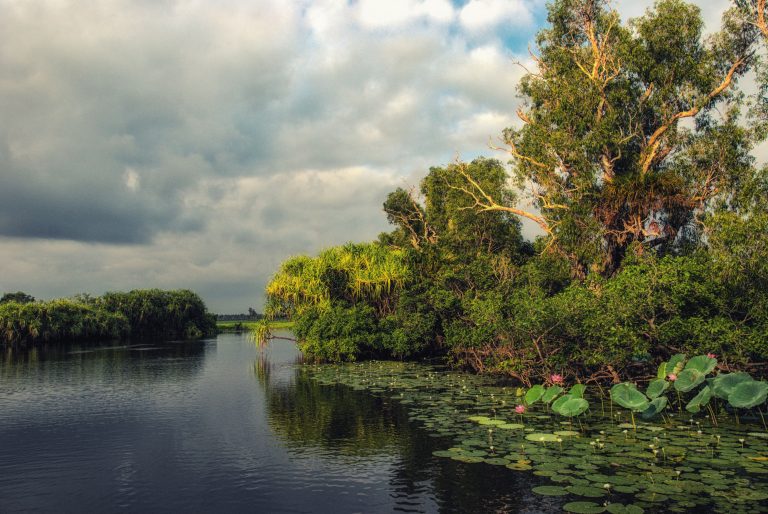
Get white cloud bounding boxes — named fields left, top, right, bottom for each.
left=356, top=0, right=454, bottom=29
left=459, top=0, right=532, bottom=32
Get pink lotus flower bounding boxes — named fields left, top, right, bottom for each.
left=550, top=373, right=564, bottom=385
left=668, top=373, right=677, bottom=381
left=707, top=353, right=717, bottom=359
left=515, top=404, right=527, bottom=414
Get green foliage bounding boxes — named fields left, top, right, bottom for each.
left=610, top=383, right=650, bottom=412
left=0, top=291, right=35, bottom=304
left=0, top=289, right=215, bottom=345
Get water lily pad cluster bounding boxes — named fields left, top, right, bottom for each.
left=303, top=360, right=768, bottom=513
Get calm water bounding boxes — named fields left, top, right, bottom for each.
left=0, top=333, right=554, bottom=514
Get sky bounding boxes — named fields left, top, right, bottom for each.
left=0, top=0, right=732, bottom=313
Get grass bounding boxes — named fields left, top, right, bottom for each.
left=217, top=320, right=294, bottom=332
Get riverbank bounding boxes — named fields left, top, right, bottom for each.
left=217, top=320, right=294, bottom=333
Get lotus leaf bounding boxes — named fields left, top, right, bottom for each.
left=645, top=378, right=669, bottom=399
left=610, top=383, right=650, bottom=412
left=542, top=385, right=564, bottom=404
left=657, top=361, right=667, bottom=380
left=674, top=369, right=705, bottom=393
left=666, top=353, right=686, bottom=374
left=569, top=384, right=587, bottom=398
left=556, top=397, right=590, bottom=417
left=728, top=380, right=768, bottom=409
left=641, top=396, right=668, bottom=420
left=563, top=501, right=607, bottom=513
left=552, top=394, right=573, bottom=413
left=684, top=355, right=717, bottom=375
left=712, top=372, right=754, bottom=399
left=685, top=384, right=713, bottom=414
left=525, top=384, right=545, bottom=405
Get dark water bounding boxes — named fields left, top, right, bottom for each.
left=0, top=333, right=555, bottom=513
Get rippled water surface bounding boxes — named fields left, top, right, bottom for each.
left=0, top=333, right=552, bottom=513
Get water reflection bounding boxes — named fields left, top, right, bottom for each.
left=260, top=352, right=559, bottom=513
left=0, top=335, right=556, bottom=513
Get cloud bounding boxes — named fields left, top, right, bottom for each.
left=459, top=0, right=533, bottom=32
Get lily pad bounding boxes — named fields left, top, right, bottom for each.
left=542, top=385, right=564, bottom=404
left=563, top=501, right=607, bottom=513
left=556, top=397, right=590, bottom=417
left=531, top=485, right=569, bottom=496
left=525, top=432, right=559, bottom=442
left=525, top=384, right=545, bottom=405
left=685, top=384, right=713, bottom=414
left=711, top=372, right=753, bottom=399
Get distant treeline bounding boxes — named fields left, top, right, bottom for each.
left=0, top=289, right=217, bottom=345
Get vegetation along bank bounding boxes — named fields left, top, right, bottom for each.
left=262, top=0, right=768, bottom=384
left=0, top=289, right=217, bottom=345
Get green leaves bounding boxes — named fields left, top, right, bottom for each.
left=646, top=378, right=669, bottom=399
left=673, top=369, right=705, bottom=393
left=542, top=385, right=564, bottom=404
left=685, top=384, right=713, bottom=414
left=728, top=381, right=768, bottom=409
left=554, top=397, right=590, bottom=417
left=684, top=355, right=717, bottom=375
left=641, top=397, right=668, bottom=420
left=525, top=384, right=546, bottom=405
left=610, top=383, right=650, bottom=412
left=712, top=372, right=753, bottom=400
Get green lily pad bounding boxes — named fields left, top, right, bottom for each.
left=566, top=485, right=608, bottom=497
left=531, top=485, right=569, bottom=496
left=641, top=396, right=668, bottom=420
left=563, top=501, right=607, bottom=513
left=525, top=432, right=559, bottom=442
left=606, top=505, right=644, bottom=514
left=497, top=423, right=525, bottom=430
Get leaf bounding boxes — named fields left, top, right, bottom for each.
left=569, top=383, right=587, bottom=398
left=645, top=378, right=669, bottom=399
left=673, top=369, right=705, bottom=393
left=666, top=353, right=686, bottom=375
left=728, top=380, right=768, bottom=409
left=685, top=384, right=713, bottom=414
left=524, top=384, right=545, bottom=405
left=563, top=501, right=606, bottom=513
left=641, top=396, right=668, bottom=420
left=610, top=382, right=649, bottom=412
left=555, top=397, right=589, bottom=417
left=711, top=372, right=753, bottom=399
left=684, top=355, right=717, bottom=375
left=542, top=385, right=564, bottom=404
left=656, top=361, right=667, bottom=380
left=551, top=394, right=572, bottom=413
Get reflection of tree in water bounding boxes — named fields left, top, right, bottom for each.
left=1, top=340, right=208, bottom=385
left=259, top=360, right=555, bottom=513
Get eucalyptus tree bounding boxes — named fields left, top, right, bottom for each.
left=452, top=0, right=758, bottom=277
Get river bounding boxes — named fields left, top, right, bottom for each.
left=0, top=332, right=551, bottom=513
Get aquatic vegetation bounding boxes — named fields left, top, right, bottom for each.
left=302, top=360, right=768, bottom=513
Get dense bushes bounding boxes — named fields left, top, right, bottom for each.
left=0, top=289, right=216, bottom=345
